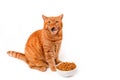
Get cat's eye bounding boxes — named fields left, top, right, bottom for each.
left=48, top=21, right=51, bottom=24
left=56, top=21, right=59, bottom=23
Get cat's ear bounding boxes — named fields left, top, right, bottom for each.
left=59, top=14, right=63, bottom=20
left=42, top=15, right=47, bottom=20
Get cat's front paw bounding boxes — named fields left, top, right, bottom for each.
left=50, top=66, right=56, bottom=71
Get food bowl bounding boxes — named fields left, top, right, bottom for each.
left=56, top=62, right=77, bottom=77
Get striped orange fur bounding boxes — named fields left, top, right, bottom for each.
left=7, top=51, right=27, bottom=63
left=7, top=14, right=63, bottom=72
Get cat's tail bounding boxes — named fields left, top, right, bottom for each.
left=7, top=51, right=28, bottom=63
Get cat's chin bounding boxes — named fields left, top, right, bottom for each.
left=52, top=31, right=58, bottom=35
left=50, top=30, right=58, bottom=35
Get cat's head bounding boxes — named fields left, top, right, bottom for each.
left=42, top=14, right=63, bottom=35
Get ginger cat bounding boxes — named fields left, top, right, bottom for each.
left=7, top=14, right=63, bottom=72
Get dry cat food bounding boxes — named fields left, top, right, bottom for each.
left=56, top=62, right=76, bottom=71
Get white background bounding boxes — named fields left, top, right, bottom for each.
left=0, top=0, right=120, bottom=80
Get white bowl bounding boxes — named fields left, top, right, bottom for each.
left=56, top=63, right=77, bottom=77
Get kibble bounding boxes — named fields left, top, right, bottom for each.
left=56, top=62, right=76, bottom=71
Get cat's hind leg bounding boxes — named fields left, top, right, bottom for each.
left=28, top=60, right=48, bottom=72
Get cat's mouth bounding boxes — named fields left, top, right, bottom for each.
left=50, top=27, right=58, bottom=35
left=51, top=27, right=57, bottom=32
